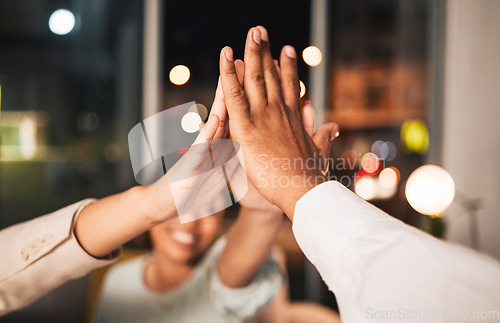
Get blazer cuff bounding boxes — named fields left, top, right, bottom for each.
left=72, top=199, right=122, bottom=261
left=0, top=199, right=120, bottom=315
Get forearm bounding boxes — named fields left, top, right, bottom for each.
left=74, top=184, right=176, bottom=258
left=293, top=181, right=500, bottom=322
left=218, top=206, right=283, bottom=288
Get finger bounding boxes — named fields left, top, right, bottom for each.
left=210, top=78, right=227, bottom=139
left=256, top=26, right=282, bottom=102
left=196, top=114, right=220, bottom=145
left=216, top=60, right=244, bottom=140
left=243, top=27, right=267, bottom=110
left=220, top=46, right=251, bottom=126
left=311, top=123, right=339, bottom=170
left=235, top=59, right=245, bottom=85
left=223, top=59, right=245, bottom=138
left=280, top=45, right=300, bottom=114
left=302, top=100, right=315, bottom=137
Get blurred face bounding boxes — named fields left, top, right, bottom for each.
left=149, top=211, right=224, bottom=266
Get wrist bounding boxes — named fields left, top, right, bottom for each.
left=240, top=204, right=282, bottom=216
left=275, top=171, right=327, bottom=220
left=129, top=183, right=177, bottom=227
left=239, top=206, right=284, bottom=226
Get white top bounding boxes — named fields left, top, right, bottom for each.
left=96, top=238, right=283, bottom=323
left=293, top=181, right=500, bottom=323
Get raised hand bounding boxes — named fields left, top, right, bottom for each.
left=151, top=65, right=247, bottom=224
left=219, top=26, right=338, bottom=219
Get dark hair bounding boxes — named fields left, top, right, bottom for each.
left=134, top=232, right=152, bottom=250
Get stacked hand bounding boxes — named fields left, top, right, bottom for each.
left=159, top=26, right=338, bottom=221
left=218, top=26, right=338, bottom=218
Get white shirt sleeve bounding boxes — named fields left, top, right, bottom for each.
left=292, top=181, right=500, bottom=323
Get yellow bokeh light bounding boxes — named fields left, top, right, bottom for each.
left=302, top=46, right=322, bottom=67
left=19, top=116, right=37, bottom=159
left=169, top=65, right=190, bottom=85
left=401, top=119, right=429, bottom=154
left=379, top=167, right=400, bottom=188
left=299, top=80, right=306, bottom=98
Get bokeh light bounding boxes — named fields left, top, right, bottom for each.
left=405, top=165, right=455, bottom=216
left=49, top=9, right=76, bottom=35
left=181, top=112, right=202, bottom=133
left=341, top=150, right=360, bottom=170
left=103, top=143, right=122, bottom=163
left=379, top=167, right=400, bottom=188
left=189, top=103, right=208, bottom=122
left=353, top=138, right=370, bottom=156
left=302, top=46, right=322, bottom=66
left=401, top=119, right=429, bottom=154
left=371, top=140, right=397, bottom=161
left=355, top=176, right=376, bottom=200
left=19, top=116, right=37, bottom=159
left=77, top=112, right=100, bottom=132
left=361, top=152, right=380, bottom=174
left=299, top=80, right=306, bottom=98
left=169, top=65, right=190, bottom=85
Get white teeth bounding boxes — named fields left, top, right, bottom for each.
left=171, top=231, right=195, bottom=245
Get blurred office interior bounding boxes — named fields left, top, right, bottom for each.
left=0, top=0, right=499, bottom=322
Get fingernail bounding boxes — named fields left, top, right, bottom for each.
left=258, top=26, right=268, bottom=41
left=330, top=131, right=340, bottom=141
left=225, top=48, right=233, bottom=61
left=304, top=100, right=312, bottom=107
left=285, top=46, right=296, bottom=58
left=207, top=113, right=220, bottom=127
left=253, top=29, right=261, bottom=44
left=213, top=113, right=222, bottom=126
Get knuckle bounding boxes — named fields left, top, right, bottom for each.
left=224, top=63, right=237, bottom=75
left=291, top=76, right=300, bottom=89
left=265, top=64, right=279, bottom=77
left=228, top=85, right=246, bottom=98
left=285, top=77, right=300, bottom=92
left=250, top=73, right=265, bottom=85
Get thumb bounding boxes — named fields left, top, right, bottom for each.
left=311, top=123, right=339, bottom=171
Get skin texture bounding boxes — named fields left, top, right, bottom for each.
left=219, top=26, right=338, bottom=220
left=75, top=25, right=338, bottom=291
left=75, top=45, right=283, bottom=290
left=144, top=53, right=284, bottom=291
left=73, top=114, right=221, bottom=259
left=144, top=212, right=224, bottom=291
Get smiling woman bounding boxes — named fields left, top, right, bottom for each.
left=95, top=203, right=284, bottom=323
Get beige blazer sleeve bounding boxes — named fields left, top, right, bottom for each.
left=0, top=199, right=120, bottom=316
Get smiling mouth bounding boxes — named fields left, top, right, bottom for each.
left=170, top=230, right=197, bottom=246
